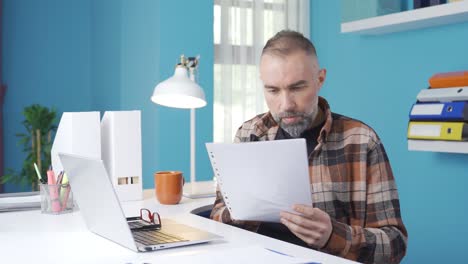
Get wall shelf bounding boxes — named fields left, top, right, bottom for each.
left=341, top=1, right=468, bottom=35
left=408, top=139, right=468, bottom=154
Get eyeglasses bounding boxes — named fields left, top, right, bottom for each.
left=140, top=208, right=161, bottom=225
left=127, top=208, right=161, bottom=231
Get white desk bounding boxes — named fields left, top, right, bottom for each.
left=0, top=188, right=356, bottom=264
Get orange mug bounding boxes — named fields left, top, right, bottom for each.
left=154, top=171, right=184, bottom=205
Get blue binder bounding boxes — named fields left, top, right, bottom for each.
left=409, top=101, right=468, bottom=121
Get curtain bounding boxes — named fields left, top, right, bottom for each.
left=214, top=0, right=310, bottom=143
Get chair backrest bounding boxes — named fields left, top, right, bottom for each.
left=190, top=204, right=214, bottom=219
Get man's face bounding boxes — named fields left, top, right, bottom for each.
left=260, top=51, right=326, bottom=137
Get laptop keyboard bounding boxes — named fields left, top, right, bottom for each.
left=132, top=230, right=188, bottom=245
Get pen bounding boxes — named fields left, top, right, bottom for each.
left=56, top=171, right=65, bottom=207
left=61, top=173, right=71, bottom=211
left=47, top=165, right=61, bottom=212
left=33, top=163, right=46, bottom=184
left=47, top=165, right=56, bottom=184
left=56, top=171, right=64, bottom=185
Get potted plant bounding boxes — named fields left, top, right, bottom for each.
left=1, top=104, right=57, bottom=191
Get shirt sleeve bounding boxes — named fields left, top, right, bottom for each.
left=320, top=139, right=408, bottom=263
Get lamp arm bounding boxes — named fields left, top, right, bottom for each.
left=190, top=108, right=196, bottom=184
left=189, top=62, right=197, bottom=184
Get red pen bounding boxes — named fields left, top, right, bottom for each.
left=47, top=165, right=56, bottom=184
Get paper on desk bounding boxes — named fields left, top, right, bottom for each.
left=206, top=139, right=312, bottom=222
left=183, top=181, right=216, bottom=198
left=0, top=193, right=41, bottom=212
left=133, top=245, right=320, bottom=264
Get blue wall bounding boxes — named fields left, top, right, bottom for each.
left=90, top=0, right=121, bottom=111
left=152, top=0, right=214, bottom=186
left=2, top=0, right=214, bottom=192
left=2, top=0, right=93, bottom=192
left=311, top=1, right=468, bottom=263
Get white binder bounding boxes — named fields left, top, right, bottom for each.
left=417, top=86, right=468, bottom=102
left=101, top=111, right=142, bottom=201
left=206, top=139, right=312, bottom=222
left=51, top=112, right=101, bottom=176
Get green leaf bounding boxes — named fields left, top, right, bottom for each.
left=2, top=104, right=58, bottom=187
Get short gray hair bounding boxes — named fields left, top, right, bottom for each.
left=262, top=30, right=317, bottom=57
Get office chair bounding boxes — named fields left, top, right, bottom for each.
left=190, top=204, right=213, bottom=219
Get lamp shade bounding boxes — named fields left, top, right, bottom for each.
left=151, top=66, right=207, bottom=109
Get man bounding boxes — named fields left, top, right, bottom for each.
left=210, top=30, right=408, bottom=263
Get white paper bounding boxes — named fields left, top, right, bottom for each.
left=0, top=194, right=40, bottom=212
left=0, top=195, right=40, bottom=204
left=131, top=245, right=320, bottom=264
left=183, top=181, right=216, bottom=198
left=206, top=139, right=312, bottom=222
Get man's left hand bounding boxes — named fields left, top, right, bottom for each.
left=280, top=204, right=332, bottom=249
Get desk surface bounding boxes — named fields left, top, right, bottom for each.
left=0, top=187, right=356, bottom=264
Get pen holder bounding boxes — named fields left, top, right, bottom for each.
left=39, top=183, right=74, bottom=214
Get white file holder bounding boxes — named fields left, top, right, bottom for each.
left=101, top=111, right=142, bottom=201
left=51, top=112, right=101, bottom=176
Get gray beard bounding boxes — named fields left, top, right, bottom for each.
left=272, top=109, right=318, bottom=138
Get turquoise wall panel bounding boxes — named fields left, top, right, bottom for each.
left=311, top=1, right=468, bottom=263
left=118, top=0, right=161, bottom=188
left=155, top=0, right=214, bottom=185
left=2, top=0, right=92, bottom=192
left=90, top=0, right=122, bottom=112
left=2, top=0, right=214, bottom=192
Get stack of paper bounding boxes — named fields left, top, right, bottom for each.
left=0, top=192, right=41, bottom=212
left=131, top=245, right=322, bottom=264
left=183, top=181, right=216, bottom=198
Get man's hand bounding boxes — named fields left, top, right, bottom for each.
left=280, top=204, right=333, bottom=249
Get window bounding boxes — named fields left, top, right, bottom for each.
left=213, top=0, right=310, bottom=143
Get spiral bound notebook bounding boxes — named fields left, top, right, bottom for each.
left=206, top=139, right=312, bottom=223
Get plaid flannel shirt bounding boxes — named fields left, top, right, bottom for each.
left=210, top=97, right=408, bottom=263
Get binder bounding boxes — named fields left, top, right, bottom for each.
left=51, top=112, right=101, bottom=176
left=101, top=111, right=142, bottom=202
left=417, top=86, right=468, bottom=102
left=408, top=139, right=468, bottom=154
left=429, top=71, right=468, bottom=88
left=407, top=121, right=468, bottom=141
left=409, top=101, right=468, bottom=121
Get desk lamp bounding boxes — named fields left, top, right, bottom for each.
left=151, top=55, right=208, bottom=196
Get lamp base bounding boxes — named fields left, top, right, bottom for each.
left=183, top=181, right=216, bottom=199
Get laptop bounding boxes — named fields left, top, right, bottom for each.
left=58, top=153, right=222, bottom=252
